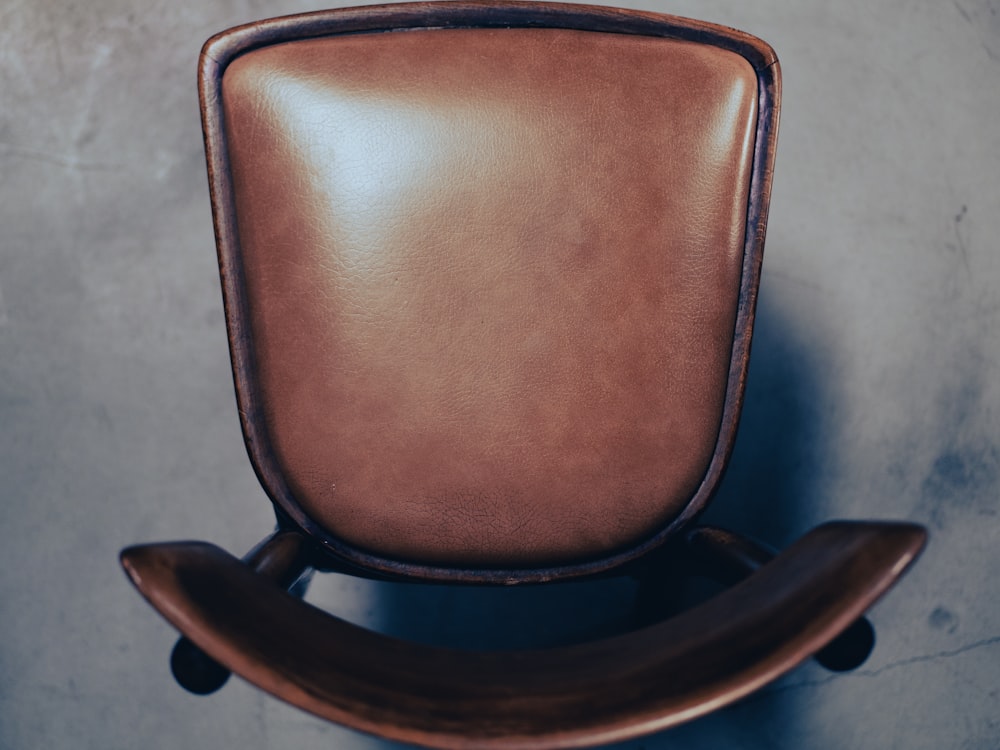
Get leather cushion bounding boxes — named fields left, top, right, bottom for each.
left=222, top=27, right=758, bottom=566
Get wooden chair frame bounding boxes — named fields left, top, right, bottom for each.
left=121, top=3, right=926, bottom=747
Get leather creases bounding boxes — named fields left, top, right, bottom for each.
left=222, top=27, right=758, bottom=566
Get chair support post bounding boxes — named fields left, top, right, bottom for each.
left=243, top=528, right=315, bottom=588
left=683, top=526, right=775, bottom=585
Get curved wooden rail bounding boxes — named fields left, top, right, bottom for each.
left=121, top=521, right=924, bottom=749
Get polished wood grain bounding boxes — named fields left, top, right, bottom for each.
left=121, top=521, right=925, bottom=749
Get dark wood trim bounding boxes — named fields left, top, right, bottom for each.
left=198, top=1, right=783, bottom=583
left=121, top=521, right=925, bottom=748
left=200, top=1, right=778, bottom=72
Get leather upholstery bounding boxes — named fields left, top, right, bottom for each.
left=222, top=27, right=758, bottom=566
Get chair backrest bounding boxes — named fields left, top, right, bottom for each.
left=200, top=1, right=780, bottom=582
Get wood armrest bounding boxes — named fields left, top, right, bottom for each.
left=121, top=521, right=924, bottom=749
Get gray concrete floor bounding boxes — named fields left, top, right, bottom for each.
left=1, top=0, right=998, bottom=748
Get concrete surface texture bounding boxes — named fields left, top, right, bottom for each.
left=1, top=0, right=997, bottom=748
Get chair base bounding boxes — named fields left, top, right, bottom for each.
left=121, top=521, right=924, bottom=749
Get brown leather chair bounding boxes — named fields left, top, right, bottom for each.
left=120, top=2, right=926, bottom=747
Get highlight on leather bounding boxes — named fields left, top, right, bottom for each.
left=217, top=23, right=762, bottom=568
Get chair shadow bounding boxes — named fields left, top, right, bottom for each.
left=365, top=283, right=825, bottom=747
